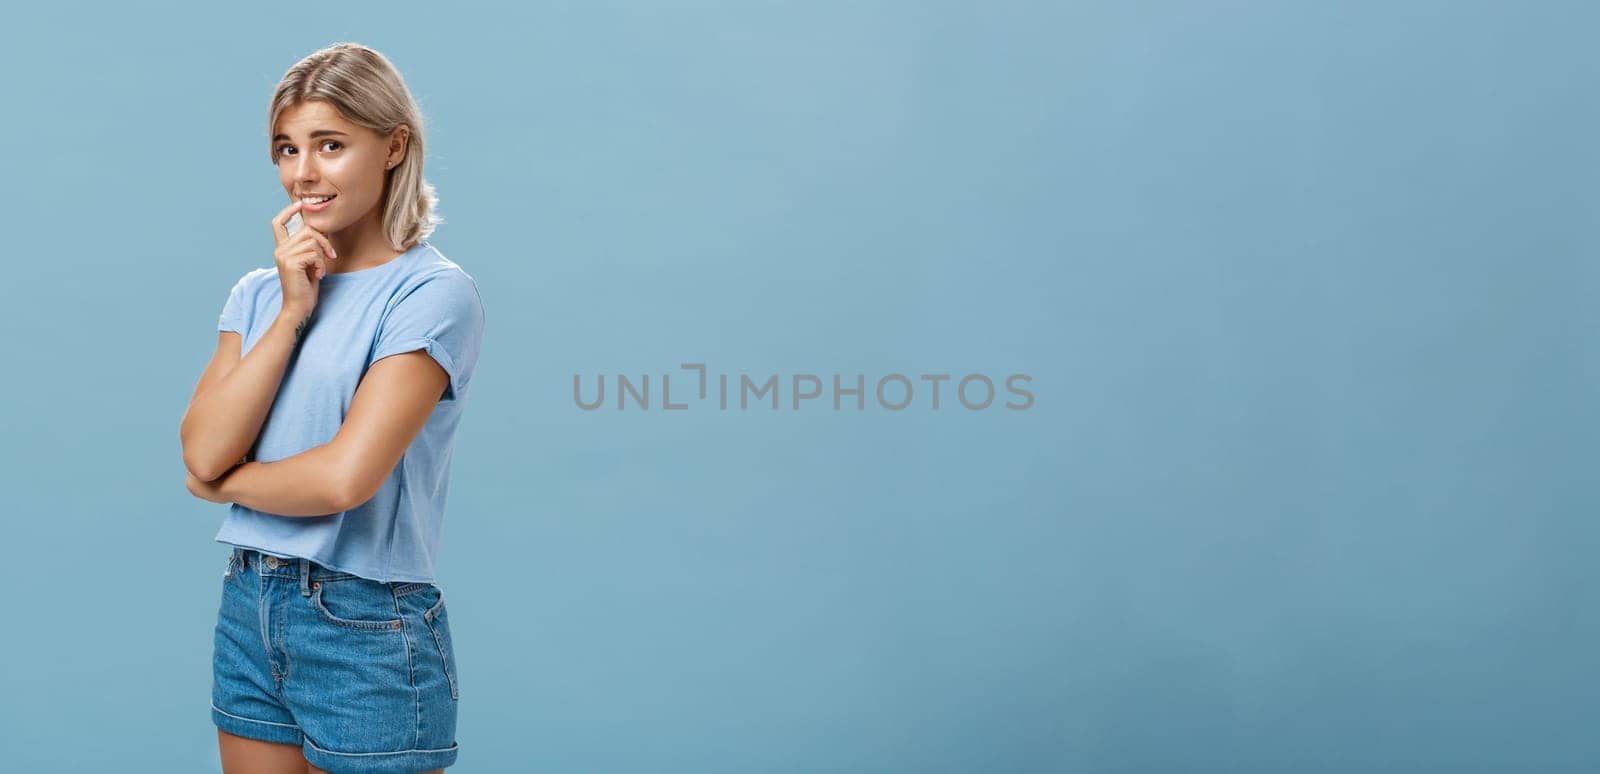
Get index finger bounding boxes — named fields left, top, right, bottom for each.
left=272, top=200, right=304, bottom=246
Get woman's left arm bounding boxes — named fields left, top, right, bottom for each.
left=188, top=350, right=449, bottom=516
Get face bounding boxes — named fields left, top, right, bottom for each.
left=272, top=100, right=407, bottom=235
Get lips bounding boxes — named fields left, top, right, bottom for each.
left=300, top=194, right=337, bottom=212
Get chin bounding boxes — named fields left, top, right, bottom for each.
left=307, top=212, right=347, bottom=230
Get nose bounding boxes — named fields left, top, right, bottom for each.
left=291, top=154, right=321, bottom=190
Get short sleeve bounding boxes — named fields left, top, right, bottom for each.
left=369, top=271, right=486, bottom=402
left=218, top=272, right=252, bottom=334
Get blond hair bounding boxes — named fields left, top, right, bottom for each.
left=267, top=42, right=442, bottom=251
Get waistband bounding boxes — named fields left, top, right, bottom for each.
left=230, top=547, right=362, bottom=595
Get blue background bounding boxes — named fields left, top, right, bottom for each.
left=1, top=1, right=1595, bottom=771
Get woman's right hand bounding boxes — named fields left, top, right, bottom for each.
left=272, top=200, right=339, bottom=318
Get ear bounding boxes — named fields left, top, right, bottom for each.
left=387, top=125, right=410, bottom=168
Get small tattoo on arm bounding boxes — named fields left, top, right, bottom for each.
left=294, top=314, right=311, bottom=341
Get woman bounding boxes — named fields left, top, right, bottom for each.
left=180, top=42, right=484, bottom=774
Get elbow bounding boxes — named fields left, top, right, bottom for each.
left=179, top=426, right=227, bottom=482
left=322, top=440, right=379, bottom=513
left=183, top=449, right=226, bottom=483
left=183, top=439, right=242, bottom=483
left=326, top=462, right=377, bottom=513
left=328, top=474, right=374, bottom=513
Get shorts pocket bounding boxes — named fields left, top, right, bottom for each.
left=309, top=579, right=404, bottom=631
left=391, top=581, right=432, bottom=598
left=422, top=588, right=460, bottom=700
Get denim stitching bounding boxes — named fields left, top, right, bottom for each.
left=254, top=561, right=275, bottom=681
left=303, top=734, right=458, bottom=757
left=259, top=571, right=360, bottom=582
left=424, top=590, right=458, bottom=701
left=275, top=578, right=291, bottom=691
left=212, top=702, right=301, bottom=730
left=389, top=585, right=421, bottom=749
left=427, top=620, right=458, bottom=701
left=309, top=583, right=404, bottom=631
left=424, top=589, right=445, bottom=623
left=257, top=566, right=434, bottom=586
left=288, top=572, right=361, bottom=583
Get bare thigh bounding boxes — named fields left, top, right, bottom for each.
left=216, top=729, right=307, bottom=774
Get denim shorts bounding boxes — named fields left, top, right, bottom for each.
left=211, top=547, right=459, bottom=773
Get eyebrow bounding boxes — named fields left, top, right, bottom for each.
left=272, top=129, right=350, bottom=142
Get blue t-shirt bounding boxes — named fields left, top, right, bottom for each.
left=211, top=240, right=485, bottom=583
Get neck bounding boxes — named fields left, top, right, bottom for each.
left=326, top=210, right=404, bottom=273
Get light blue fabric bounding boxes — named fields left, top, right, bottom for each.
left=210, top=240, right=485, bottom=583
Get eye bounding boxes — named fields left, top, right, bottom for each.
left=275, top=141, right=343, bottom=157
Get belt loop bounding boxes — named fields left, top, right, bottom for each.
left=300, top=558, right=311, bottom=597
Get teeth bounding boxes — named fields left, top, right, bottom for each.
left=302, top=195, right=334, bottom=204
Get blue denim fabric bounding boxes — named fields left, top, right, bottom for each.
left=212, top=547, right=459, bottom=773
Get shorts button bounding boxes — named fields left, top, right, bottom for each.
left=312, top=581, right=320, bottom=589
left=265, top=557, right=279, bottom=568
left=392, top=621, right=402, bottom=629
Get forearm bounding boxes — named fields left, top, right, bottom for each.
left=181, top=310, right=312, bottom=480
left=214, top=442, right=352, bottom=517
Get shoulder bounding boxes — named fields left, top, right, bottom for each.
left=230, top=265, right=279, bottom=294
left=395, top=243, right=484, bottom=311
